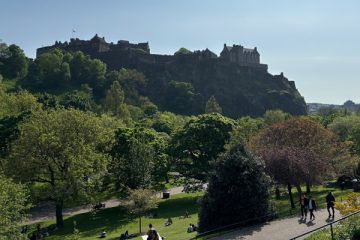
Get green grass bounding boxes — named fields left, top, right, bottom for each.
left=33, top=193, right=202, bottom=240
left=273, top=184, right=355, bottom=218
left=31, top=183, right=357, bottom=240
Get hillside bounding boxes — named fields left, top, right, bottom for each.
left=34, top=36, right=307, bottom=118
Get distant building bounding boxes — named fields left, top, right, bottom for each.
left=36, top=35, right=267, bottom=71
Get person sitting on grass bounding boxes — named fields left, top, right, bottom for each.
left=100, top=229, right=107, bottom=238
left=187, top=224, right=194, bottom=233
left=191, top=224, right=198, bottom=232
left=165, top=217, right=173, bottom=226
left=120, top=230, right=130, bottom=240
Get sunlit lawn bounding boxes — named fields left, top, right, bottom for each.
left=32, top=193, right=202, bottom=240
left=30, top=182, right=358, bottom=240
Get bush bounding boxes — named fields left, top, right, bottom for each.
left=198, top=145, right=272, bottom=233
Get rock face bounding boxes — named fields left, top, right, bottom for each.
left=37, top=35, right=307, bottom=117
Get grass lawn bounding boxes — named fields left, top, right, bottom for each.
left=32, top=193, right=202, bottom=240
left=31, top=183, right=357, bottom=240
left=273, top=183, right=355, bottom=218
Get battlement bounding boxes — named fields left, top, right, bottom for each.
left=36, top=35, right=267, bottom=71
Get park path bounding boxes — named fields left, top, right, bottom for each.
left=211, top=208, right=340, bottom=240
left=25, top=186, right=184, bottom=225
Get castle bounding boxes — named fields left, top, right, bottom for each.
left=37, top=34, right=268, bottom=71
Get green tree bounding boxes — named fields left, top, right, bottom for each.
left=0, top=174, right=30, bottom=239
left=164, top=80, right=200, bottom=115
left=126, top=189, right=158, bottom=234
left=170, top=113, right=234, bottom=185
left=263, top=109, right=290, bottom=126
left=349, top=123, right=360, bottom=155
left=0, top=44, right=28, bottom=79
left=103, top=81, right=131, bottom=123
left=228, top=116, right=264, bottom=148
left=198, top=146, right=271, bottom=232
left=5, top=109, right=113, bottom=228
left=111, top=127, right=169, bottom=190
left=205, top=95, right=222, bottom=114
left=59, top=90, right=96, bottom=111
left=328, top=115, right=360, bottom=141
left=174, top=47, right=192, bottom=55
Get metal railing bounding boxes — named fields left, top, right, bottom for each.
left=289, top=210, right=360, bottom=240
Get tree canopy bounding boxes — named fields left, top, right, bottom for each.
left=198, top=146, right=271, bottom=232
left=170, top=113, right=234, bottom=185
left=5, top=108, right=114, bottom=227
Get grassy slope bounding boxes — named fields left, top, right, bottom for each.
left=35, top=193, right=202, bottom=240
left=32, top=184, right=357, bottom=240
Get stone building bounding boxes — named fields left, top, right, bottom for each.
left=36, top=35, right=267, bottom=71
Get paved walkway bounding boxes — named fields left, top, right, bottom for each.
left=211, top=208, right=340, bottom=240
left=26, top=186, right=184, bottom=225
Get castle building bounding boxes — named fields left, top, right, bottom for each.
left=36, top=35, right=267, bottom=71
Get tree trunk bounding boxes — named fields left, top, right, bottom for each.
left=295, top=184, right=302, bottom=195
left=306, top=182, right=311, bottom=193
left=165, top=174, right=169, bottom=184
left=287, top=183, right=295, bottom=209
left=275, top=186, right=281, bottom=200
left=139, top=216, right=142, bottom=234
left=55, top=201, right=64, bottom=228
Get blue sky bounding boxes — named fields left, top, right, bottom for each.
left=1, top=0, right=359, bottom=104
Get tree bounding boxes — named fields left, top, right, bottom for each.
left=111, top=127, right=169, bottom=190
left=328, top=115, right=360, bottom=141
left=103, top=81, right=124, bottom=113
left=205, top=95, right=222, bottom=114
left=228, top=116, right=264, bottom=148
left=263, top=109, right=290, bottom=126
left=0, top=44, right=28, bottom=79
left=126, top=189, right=158, bottom=234
left=0, top=174, right=30, bottom=239
left=174, top=47, right=192, bottom=55
left=170, top=113, right=234, bottom=186
left=198, top=146, right=271, bottom=232
left=349, top=123, right=360, bottom=155
left=251, top=117, right=337, bottom=207
left=5, top=109, right=113, bottom=228
left=164, top=80, right=201, bottom=115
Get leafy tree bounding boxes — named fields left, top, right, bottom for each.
left=198, top=146, right=271, bottom=232
left=164, top=80, right=200, bottom=115
left=228, top=116, right=264, bottom=148
left=0, top=44, right=28, bottom=79
left=60, top=90, right=96, bottom=111
left=349, top=123, right=360, bottom=155
left=103, top=81, right=124, bottom=113
left=104, top=69, right=147, bottom=105
left=317, top=107, right=348, bottom=128
left=0, top=90, right=40, bottom=118
left=170, top=113, right=234, bottom=185
left=251, top=117, right=337, bottom=207
left=0, top=174, right=30, bottom=239
left=174, top=47, right=192, bottom=55
left=205, top=95, right=222, bottom=114
left=5, top=109, right=113, bottom=228
left=111, top=127, right=169, bottom=190
left=263, top=109, right=290, bottom=126
left=126, top=189, right=158, bottom=233
left=328, top=115, right=360, bottom=141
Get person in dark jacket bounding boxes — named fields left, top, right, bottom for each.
left=308, top=196, right=317, bottom=221
left=299, top=194, right=309, bottom=219
left=326, top=191, right=336, bottom=218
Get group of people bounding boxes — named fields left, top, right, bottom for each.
left=299, top=191, right=336, bottom=221
left=187, top=224, right=198, bottom=233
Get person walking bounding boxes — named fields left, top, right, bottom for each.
left=326, top=191, right=336, bottom=218
left=308, top=196, right=317, bottom=221
left=299, top=194, right=309, bottom=219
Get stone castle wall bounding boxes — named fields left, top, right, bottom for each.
left=36, top=35, right=268, bottom=72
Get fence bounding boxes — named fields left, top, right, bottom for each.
left=289, top=210, right=360, bottom=240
